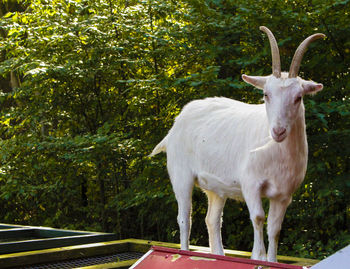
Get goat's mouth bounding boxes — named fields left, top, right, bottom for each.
left=272, top=132, right=287, bottom=143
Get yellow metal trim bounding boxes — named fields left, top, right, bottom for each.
left=73, top=259, right=139, bottom=269
left=0, top=240, right=130, bottom=268
left=0, top=240, right=130, bottom=259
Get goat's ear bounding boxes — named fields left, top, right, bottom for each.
left=242, top=74, right=267, bottom=90
left=302, top=80, right=323, bottom=95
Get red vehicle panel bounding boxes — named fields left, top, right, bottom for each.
left=131, top=246, right=307, bottom=269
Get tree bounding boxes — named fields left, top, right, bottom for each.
left=0, top=0, right=348, bottom=259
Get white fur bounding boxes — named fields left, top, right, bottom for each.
left=150, top=72, right=323, bottom=262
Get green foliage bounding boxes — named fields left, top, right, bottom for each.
left=0, top=0, right=349, bottom=260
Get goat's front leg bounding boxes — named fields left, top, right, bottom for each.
left=267, top=198, right=291, bottom=262
left=205, top=191, right=226, bottom=255
left=242, top=183, right=267, bottom=261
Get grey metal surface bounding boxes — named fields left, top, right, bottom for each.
left=310, top=244, right=350, bottom=269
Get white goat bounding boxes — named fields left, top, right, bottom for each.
left=150, top=26, right=325, bottom=262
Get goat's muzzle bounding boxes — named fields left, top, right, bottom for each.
left=272, top=127, right=287, bottom=143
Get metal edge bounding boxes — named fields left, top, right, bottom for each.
left=0, top=233, right=118, bottom=255
left=129, top=249, right=154, bottom=269
left=0, top=228, right=37, bottom=240
left=0, top=223, right=114, bottom=236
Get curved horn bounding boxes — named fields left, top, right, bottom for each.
left=259, top=26, right=281, bottom=78
left=288, top=33, right=326, bottom=78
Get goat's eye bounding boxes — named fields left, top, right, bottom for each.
left=264, top=93, right=269, bottom=101
left=294, top=96, right=302, bottom=104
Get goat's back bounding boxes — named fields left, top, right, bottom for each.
left=164, top=97, right=270, bottom=182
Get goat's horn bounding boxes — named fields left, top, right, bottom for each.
left=288, top=33, right=326, bottom=78
left=260, top=26, right=281, bottom=78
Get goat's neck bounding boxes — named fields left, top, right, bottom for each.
left=275, top=105, right=308, bottom=195
left=282, top=106, right=308, bottom=157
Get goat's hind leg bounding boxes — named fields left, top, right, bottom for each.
left=169, top=167, right=194, bottom=251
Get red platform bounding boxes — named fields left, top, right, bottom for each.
left=130, top=246, right=307, bottom=269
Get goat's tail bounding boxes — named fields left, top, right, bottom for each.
left=149, top=136, right=168, bottom=157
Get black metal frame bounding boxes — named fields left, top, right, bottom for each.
left=0, top=223, right=118, bottom=255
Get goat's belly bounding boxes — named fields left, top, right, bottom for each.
left=196, top=171, right=244, bottom=200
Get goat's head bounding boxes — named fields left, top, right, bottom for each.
left=242, top=26, right=325, bottom=143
